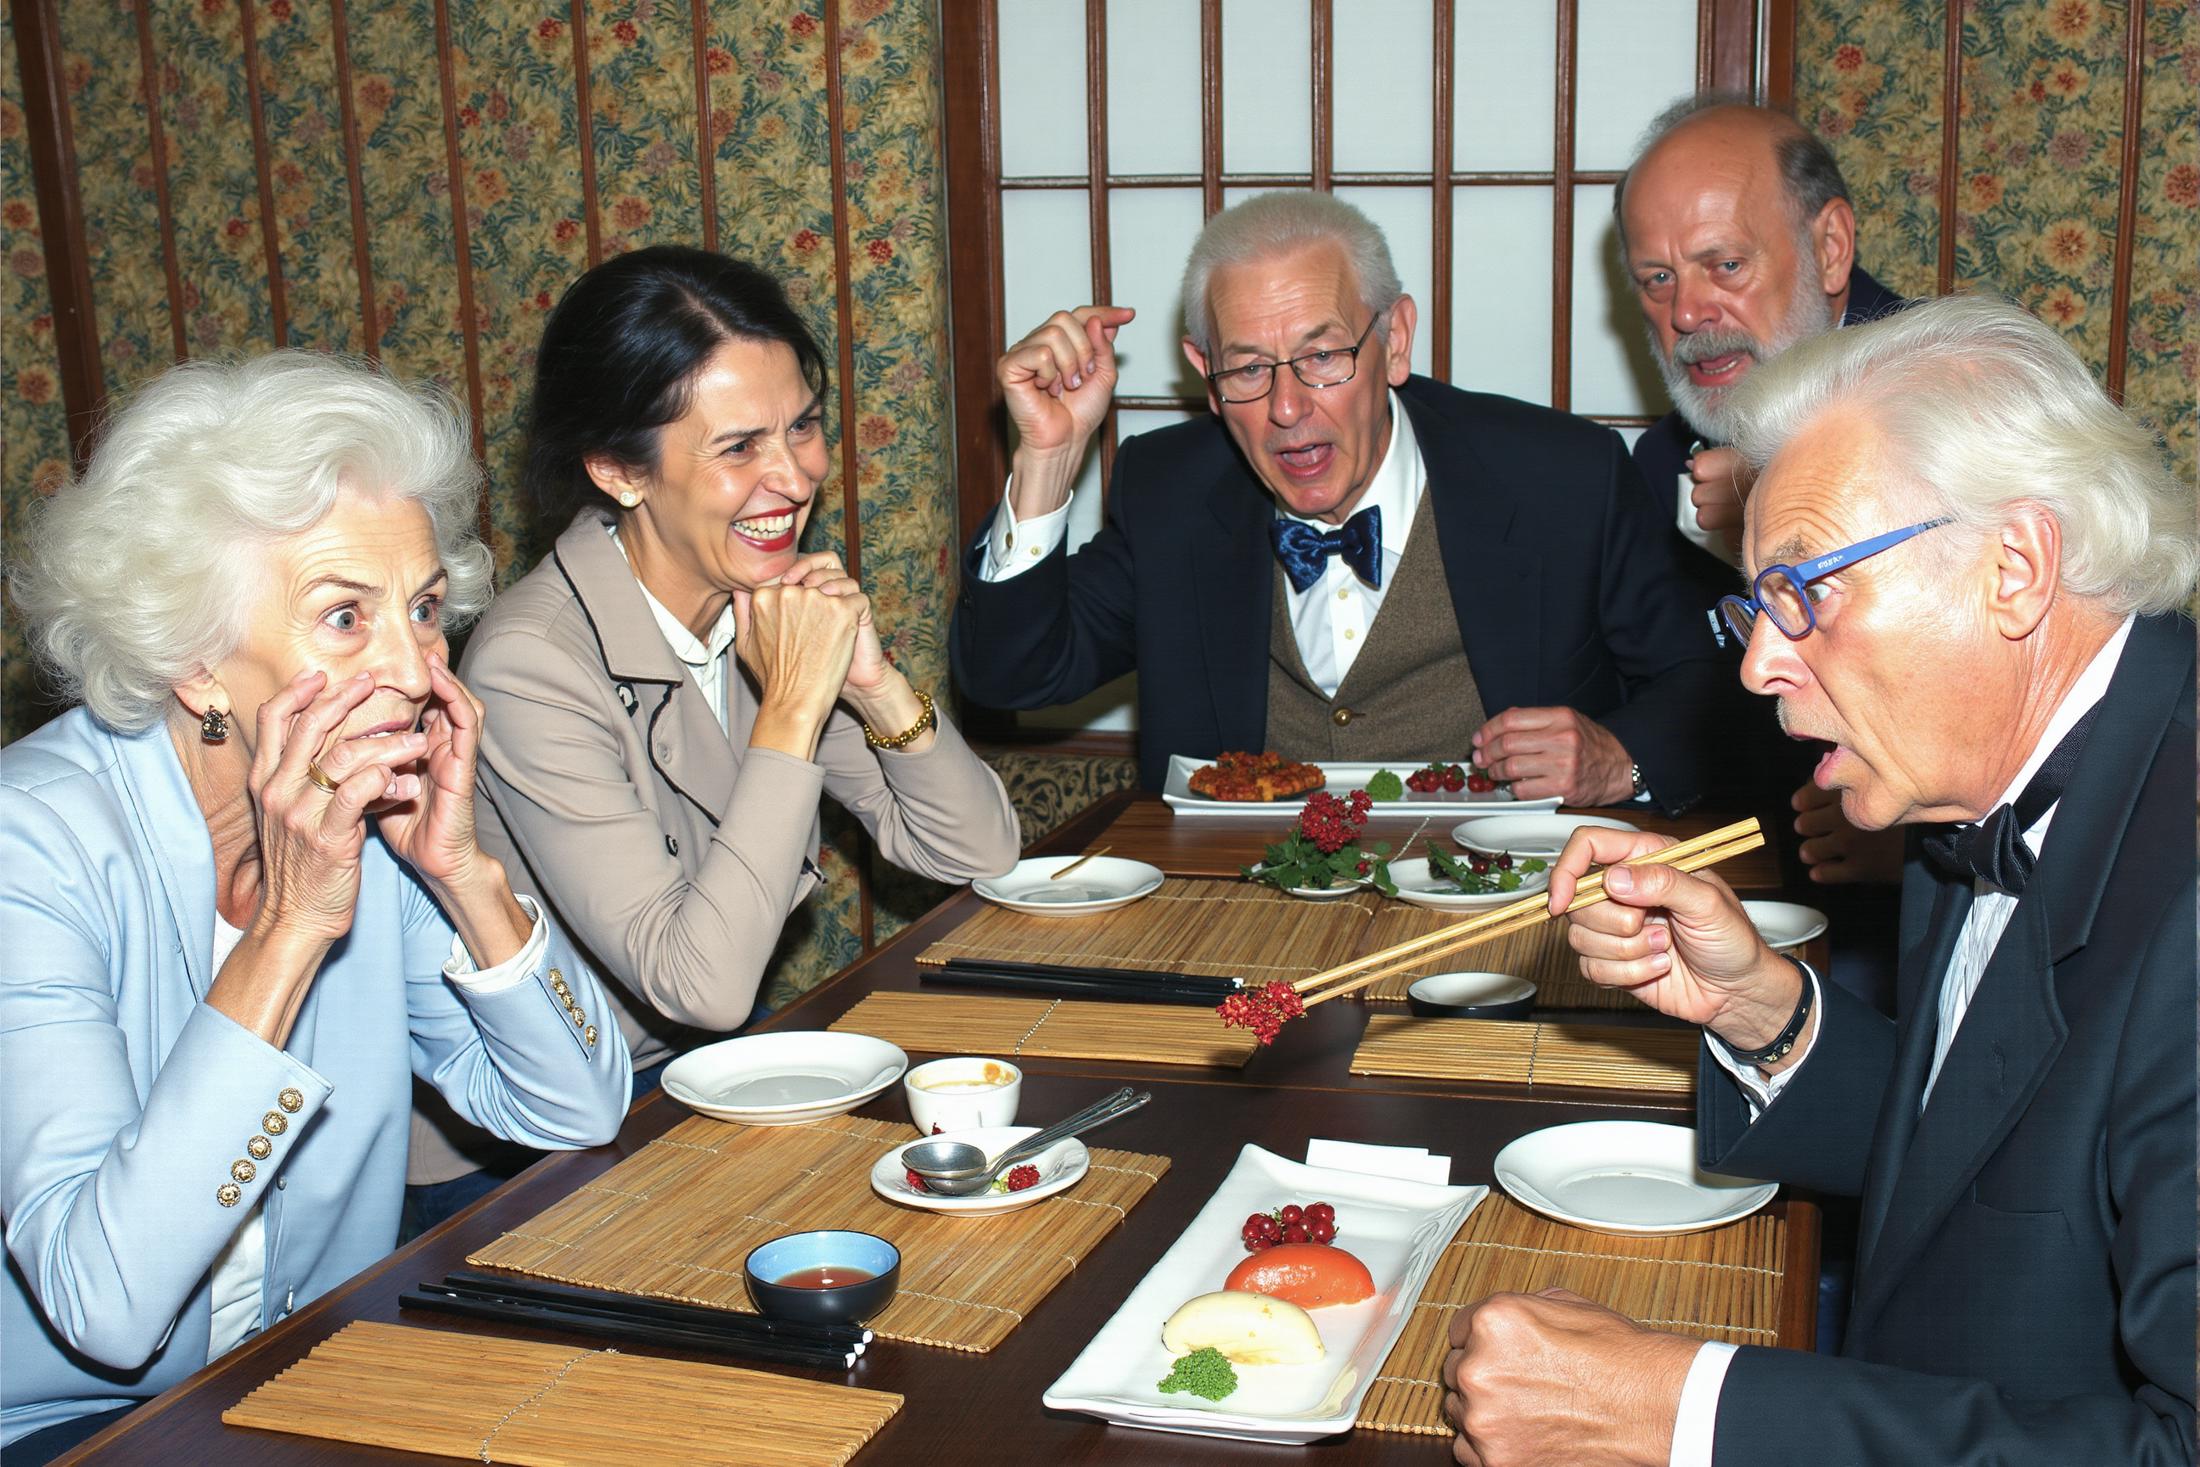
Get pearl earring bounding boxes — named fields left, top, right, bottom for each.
left=618, top=491, right=639, bottom=508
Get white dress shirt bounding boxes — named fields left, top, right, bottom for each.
left=979, top=392, right=1426, bottom=697
left=207, top=896, right=553, bottom=1357
left=1669, top=614, right=2135, bottom=1466
left=608, top=522, right=738, bottom=733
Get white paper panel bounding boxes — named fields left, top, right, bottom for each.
left=1449, top=187, right=1554, bottom=404
left=1106, top=0, right=1203, bottom=174
left=1018, top=672, right=1139, bottom=731
left=1332, top=0, right=1432, bottom=173
left=999, top=0, right=1090, bottom=178
left=1611, top=424, right=1647, bottom=451
left=1452, top=0, right=1556, bottom=172
left=1573, top=0, right=1698, bottom=172
left=1221, top=0, right=1313, bottom=175
left=1001, top=189, right=1095, bottom=349
left=1332, top=186, right=1431, bottom=380
left=1061, top=433, right=1109, bottom=549
left=1107, top=189, right=1208, bottom=397
left=1222, top=184, right=1310, bottom=211
left=1569, top=182, right=1662, bottom=416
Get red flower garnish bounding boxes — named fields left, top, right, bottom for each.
left=1218, top=980, right=1306, bottom=1045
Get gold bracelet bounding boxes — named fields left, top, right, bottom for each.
left=862, top=687, right=936, bottom=750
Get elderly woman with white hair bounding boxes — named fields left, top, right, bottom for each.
left=0, top=352, right=632, bottom=1461
left=1442, top=295, right=2196, bottom=1466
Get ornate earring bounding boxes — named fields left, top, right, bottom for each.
left=200, top=707, right=230, bottom=743
left=618, top=491, right=639, bottom=508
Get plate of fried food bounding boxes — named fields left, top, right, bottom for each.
left=1163, top=754, right=1561, bottom=818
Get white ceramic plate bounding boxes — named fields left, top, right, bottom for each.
left=661, top=1032, right=906, bottom=1127
left=973, top=857, right=1165, bottom=916
left=1161, top=757, right=1562, bottom=819
left=1385, top=856, right=1553, bottom=911
left=1492, top=1120, right=1776, bottom=1236
left=1283, top=881, right=1368, bottom=901
left=1043, top=1144, right=1486, bottom=1444
left=1451, top=812, right=1641, bottom=858
left=1742, top=900, right=1830, bottom=951
left=869, top=1125, right=1090, bottom=1216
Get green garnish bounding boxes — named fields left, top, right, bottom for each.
left=1426, top=846, right=1548, bottom=894
left=1158, top=1345, right=1239, bottom=1401
left=1365, top=769, right=1404, bottom=802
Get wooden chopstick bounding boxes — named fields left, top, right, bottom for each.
left=1049, top=845, right=1112, bottom=879
left=1298, top=818, right=1764, bottom=1009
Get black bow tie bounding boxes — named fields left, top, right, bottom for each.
left=1920, top=703, right=2099, bottom=897
left=1270, top=506, right=1382, bottom=594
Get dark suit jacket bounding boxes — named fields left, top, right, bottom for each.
left=951, top=376, right=1732, bottom=809
left=1697, top=612, right=2197, bottom=1465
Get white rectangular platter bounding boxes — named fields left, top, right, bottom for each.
left=1042, top=1144, right=1486, bottom=1444
left=1161, top=756, right=1564, bottom=818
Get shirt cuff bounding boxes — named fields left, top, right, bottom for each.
left=1704, top=961, right=1822, bottom=1117
left=443, top=893, right=548, bottom=995
left=1668, top=1341, right=1738, bottom=1467
left=978, top=481, right=1073, bottom=581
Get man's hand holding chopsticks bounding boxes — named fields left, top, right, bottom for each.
left=1549, top=828, right=1812, bottom=1072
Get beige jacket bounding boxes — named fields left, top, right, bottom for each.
left=408, top=510, right=1019, bottom=1183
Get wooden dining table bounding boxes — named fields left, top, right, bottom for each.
left=61, top=793, right=1822, bottom=1466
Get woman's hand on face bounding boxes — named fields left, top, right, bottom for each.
left=733, top=578, right=862, bottom=757
left=371, top=653, right=492, bottom=891
left=772, top=551, right=892, bottom=693
left=248, top=669, right=426, bottom=947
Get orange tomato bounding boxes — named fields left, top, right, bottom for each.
left=1223, top=1243, right=1375, bottom=1309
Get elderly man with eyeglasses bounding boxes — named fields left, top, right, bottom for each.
left=951, top=191, right=1731, bottom=811
left=1439, top=295, right=2196, bottom=1467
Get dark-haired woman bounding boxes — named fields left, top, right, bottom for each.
left=405, top=247, right=1018, bottom=1218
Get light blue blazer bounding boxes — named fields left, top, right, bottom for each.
left=0, top=709, right=633, bottom=1446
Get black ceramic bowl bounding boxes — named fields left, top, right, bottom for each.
left=1406, top=971, right=1538, bottom=1020
left=743, top=1230, right=901, bottom=1324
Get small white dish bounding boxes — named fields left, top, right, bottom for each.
left=1492, top=1120, right=1776, bottom=1236
left=1385, top=856, right=1553, bottom=911
left=663, top=1031, right=906, bottom=1127
left=973, top=856, right=1165, bottom=916
left=904, top=1056, right=1022, bottom=1135
left=1406, top=971, right=1537, bottom=1020
left=1283, top=880, right=1367, bottom=901
left=1741, top=900, right=1830, bottom=951
left=1451, top=812, right=1641, bottom=858
left=870, top=1125, right=1089, bottom=1216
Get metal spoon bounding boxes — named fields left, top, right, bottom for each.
left=904, top=1086, right=1149, bottom=1196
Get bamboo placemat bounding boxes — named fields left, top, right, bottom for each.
left=1350, top=1015, right=1698, bottom=1093
left=829, top=990, right=1259, bottom=1068
left=1357, top=1197, right=1788, bottom=1435
left=222, top=1320, right=902, bottom=1465
left=1356, top=906, right=1634, bottom=1011
left=468, top=1113, right=1169, bottom=1353
left=919, top=878, right=1373, bottom=986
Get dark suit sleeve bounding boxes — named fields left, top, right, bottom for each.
left=1581, top=431, right=1734, bottom=813
left=949, top=437, right=1146, bottom=711
left=1696, top=976, right=1894, bottom=1198
left=1707, top=899, right=2196, bottom=1466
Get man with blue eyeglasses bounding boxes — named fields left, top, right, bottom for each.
left=1441, top=295, right=2195, bottom=1466
left=952, top=191, right=1733, bottom=812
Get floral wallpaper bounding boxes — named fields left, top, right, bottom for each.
left=1796, top=0, right=2195, bottom=471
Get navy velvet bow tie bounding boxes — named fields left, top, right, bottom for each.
left=1920, top=702, right=2099, bottom=897
left=1270, top=506, right=1383, bottom=594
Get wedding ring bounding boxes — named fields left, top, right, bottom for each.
left=305, top=760, right=340, bottom=794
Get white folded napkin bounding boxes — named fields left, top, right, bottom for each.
left=1305, top=1138, right=1453, bottom=1186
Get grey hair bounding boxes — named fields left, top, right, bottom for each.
left=1613, top=92, right=1852, bottom=255
left=1180, top=191, right=1403, bottom=355
left=10, top=351, right=493, bottom=732
left=1726, top=294, right=2199, bottom=617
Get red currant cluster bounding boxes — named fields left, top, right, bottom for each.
left=1216, top=980, right=1306, bottom=1045
left=1003, top=1163, right=1042, bottom=1192
left=1296, top=790, right=1372, bottom=855
left=1240, top=1200, right=1340, bottom=1251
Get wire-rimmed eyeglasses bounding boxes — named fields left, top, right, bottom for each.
left=1205, top=316, right=1379, bottom=404
left=1713, top=517, right=1954, bottom=649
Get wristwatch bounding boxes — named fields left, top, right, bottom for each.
left=1628, top=761, right=1647, bottom=800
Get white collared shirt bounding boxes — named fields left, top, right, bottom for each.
left=979, top=391, right=1426, bottom=697
left=1670, top=614, right=2136, bottom=1467
left=607, top=523, right=737, bottom=733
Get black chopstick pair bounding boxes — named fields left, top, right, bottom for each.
left=398, top=1270, right=868, bottom=1369
left=924, top=957, right=1240, bottom=1006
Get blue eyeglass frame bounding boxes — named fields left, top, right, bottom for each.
left=1713, top=516, right=1954, bottom=648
